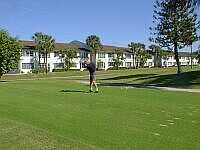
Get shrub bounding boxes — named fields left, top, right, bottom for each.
left=52, top=69, right=67, bottom=72
left=107, top=67, right=128, bottom=70
left=32, top=68, right=46, bottom=74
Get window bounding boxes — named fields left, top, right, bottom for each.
left=40, top=53, right=50, bottom=58
left=97, top=62, right=105, bottom=69
left=54, top=52, right=59, bottom=57
left=173, top=62, right=177, bottom=66
left=40, top=53, right=45, bottom=58
left=54, top=63, right=64, bottom=69
left=125, top=62, right=132, bottom=67
left=148, top=62, right=152, bottom=66
left=23, top=50, right=34, bottom=57
left=25, top=51, right=30, bottom=56
left=30, top=51, right=34, bottom=57
left=108, top=62, right=115, bottom=66
left=98, top=53, right=105, bottom=58
left=168, top=62, right=172, bottom=66
left=22, top=63, right=34, bottom=69
left=39, top=63, right=45, bottom=68
left=108, top=53, right=114, bottom=58
left=71, top=63, right=77, bottom=68
left=125, top=54, right=131, bottom=59
left=80, top=52, right=88, bottom=58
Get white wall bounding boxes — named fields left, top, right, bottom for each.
left=19, top=49, right=199, bottom=74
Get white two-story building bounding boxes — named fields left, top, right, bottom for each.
left=19, top=40, right=199, bottom=74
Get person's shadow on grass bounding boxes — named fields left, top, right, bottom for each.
left=60, top=89, right=90, bottom=93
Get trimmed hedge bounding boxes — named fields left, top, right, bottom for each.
left=52, top=68, right=81, bottom=72
left=107, top=67, right=128, bottom=70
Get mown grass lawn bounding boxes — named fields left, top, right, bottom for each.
left=0, top=79, right=200, bottom=149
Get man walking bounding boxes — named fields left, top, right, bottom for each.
left=84, top=58, right=99, bottom=93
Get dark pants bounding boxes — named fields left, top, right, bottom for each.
left=90, top=72, right=96, bottom=82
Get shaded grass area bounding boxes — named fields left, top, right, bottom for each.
left=100, top=70, right=200, bottom=88
left=2, top=66, right=200, bottom=89
left=98, top=67, right=200, bottom=89
left=0, top=79, right=200, bottom=149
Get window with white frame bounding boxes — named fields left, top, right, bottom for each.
left=98, top=53, right=105, bottom=58
left=71, top=63, right=77, bottom=68
left=40, top=53, right=45, bottom=58
left=22, top=63, right=34, bottom=69
left=54, top=63, right=64, bottom=69
left=97, top=62, right=105, bottom=69
left=39, top=63, right=45, bottom=68
left=168, top=62, right=173, bottom=66
left=40, top=53, right=50, bottom=58
left=30, top=51, right=34, bottom=57
left=125, top=62, right=132, bottom=67
left=54, top=52, right=59, bottom=57
left=108, top=62, right=115, bottom=66
left=23, top=50, right=34, bottom=57
left=108, top=53, right=114, bottom=58
left=148, top=62, right=153, bottom=66
left=80, top=52, right=88, bottom=58
left=125, top=53, right=131, bottom=59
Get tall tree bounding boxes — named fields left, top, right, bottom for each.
left=139, top=50, right=151, bottom=67
left=0, top=29, right=22, bottom=78
left=149, top=45, right=163, bottom=67
left=63, top=48, right=77, bottom=70
left=86, top=35, right=102, bottom=64
left=150, top=0, right=200, bottom=74
left=113, top=49, right=125, bottom=70
left=135, top=43, right=146, bottom=68
left=128, top=42, right=137, bottom=68
left=32, top=32, right=42, bottom=67
left=195, top=45, right=200, bottom=64
left=32, top=32, right=55, bottom=74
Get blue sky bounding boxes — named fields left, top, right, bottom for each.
left=0, top=0, right=199, bottom=51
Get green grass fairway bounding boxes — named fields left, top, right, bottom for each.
left=0, top=79, right=200, bottom=149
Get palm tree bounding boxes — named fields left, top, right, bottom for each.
left=149, top=45, right=163, bottom=67
left=32, top=32, right=55, bottom=74
left=86, top=35, right=102, bottom=64
left=136, top=43, right=145, bottom=68
left=32, top=32, right=43, bottom=68
left=63, top=48, right=77, bottom=70
left=113, top=49, right=125, bottom=70
left=128, top=42, right=137, bottom=68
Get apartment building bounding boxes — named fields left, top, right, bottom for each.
left=19, top=40, right=199, bottom=74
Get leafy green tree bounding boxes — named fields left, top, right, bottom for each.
left=135, top=43, right=146, bottom=68
left=128, top=42, right=146, bottom=68
left=32, top=32, right=42, bottom=67
left=32, top=32, right=55, bottom=74
left=139, top=50, right=151, bottom=67
left=149, top=45, right=163, bottom=67
left=195, top=45, right=200, bottom=64
left=63, top=48, right=77, bottom=70
left=0, top=29, right=22, bottom=78
left=86, top=35, right=102, bottom=64
left=150, top=0, right=200, bottom=74
left=113, top=49, right=125, bottom=70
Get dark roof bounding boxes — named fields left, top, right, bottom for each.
left=20, top=40, right=80, bottom=51
left=70, top=40, right=90, bottom=50
left=20, top=40, right=130, bottom=53
left=101, top=45, right=130, bottom=53
left=179, top=52, right=191, bottom=57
